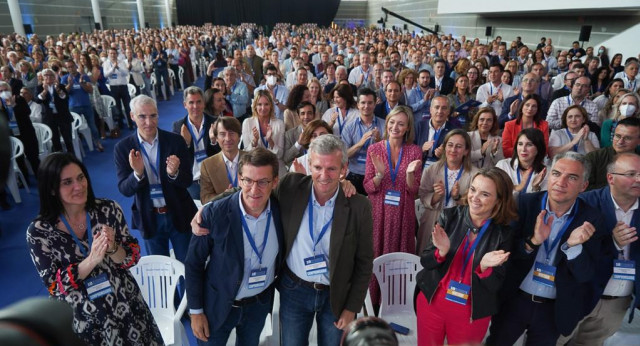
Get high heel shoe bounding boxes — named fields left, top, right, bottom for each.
left=96, top=142, right=104, bottom=152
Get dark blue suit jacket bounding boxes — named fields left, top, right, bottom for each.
left=171, top=113, right=220, bottom=162
left=184, top=192, right=285, bottom=332
left=499, top=94, right=549, bottom=129
left=500, top=192, right=606, bottom=335
left=580, top=186, right=640, bottom=322
left=114, top=129, right=197, bottom=238
left=414, top=119, right=459, bottom=162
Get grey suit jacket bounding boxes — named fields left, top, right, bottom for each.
left=283, top=125, right=304, bottom=166
left=275, top=173, right=373, bottom=318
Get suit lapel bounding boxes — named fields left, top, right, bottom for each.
left=230, top=193, right=245, bottom=265
left=287, top=181, right=310, bottom=252
left=329, top=188, right=349, bottom=282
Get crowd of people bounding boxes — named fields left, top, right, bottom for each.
left=1, top=21, right=639, bottom=345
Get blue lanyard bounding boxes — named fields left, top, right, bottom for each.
left=360, top=67, right=369, bottom=81
left=516, top=166, right=534, bottom=192
left=539, top=192, right=578, bottom=262
left=625, top=74, right=637, bottom=90
left=186, top=120, right=205, bottom=148
left=224, top=160, right=238, bottom=187
left=459, top=219, right=492, bottom=279
left=308, top=194, right=333, bottom=253
left=231, top=82, right=238, bottom=93
left=336, top=108, right=345, bottom=134
left=138, top=139, right=161, bottom=179
left=565, top=129, right=579, bottom=152
left=444, top=165, right=464, bottom=205
left=431, top=123, right=443, bottom=157
left=386, top=140, right=404, bottom=188
left=60, top=213, right=93, bottom=257
left=385, top=102, right=392, bottom=114
left=490, top=83, right=502, bottom=95
left=357, top=117, right=376, bottom=150
left=567, top=96, right=584, bottom=107
left=240, top=210, right=271, bottom=265
left=259, top=121, right=269, bottom=148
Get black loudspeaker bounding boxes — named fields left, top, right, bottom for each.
left=145, top=22, right=150, bottom=29
left=94, top=22, right=101, bottom=30
left=171, top=22, right=175, bottom=27
left=403, top=24, right=408, bottom=30
left=434, top=24, right=440, bottom=33
left=23, top=24, right=33, bottom=35
left=485, top=26, right=492, bottom=37
left=579, top=25, right=592, bottom=42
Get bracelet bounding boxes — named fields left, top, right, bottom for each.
left=106, top=243, right=120, bottom=255
left=525, top=236, right=540, bottom=249
left=375, top=172, right=384, bottom=179
left=452, top=194, right=461, bottom=201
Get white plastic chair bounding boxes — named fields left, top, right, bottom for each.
left=128, top=83, right=137, bottom=98
left=100, top=95, right=116, bottom=131
left=370, top=252, right=420, bottom=345
left=167, top=70, right=176, bottom=96
left=32, top=123, right=52, bottom=160
left=130, top=255, right=188, bottom=346
left=191, top=61, right=199, bottom=78
left=6, top=137, right=30, bottom=203
left=70, top=112, right=94, bottom=152
left=149, top=74, right=158, bottom=100
left=60, top=114, right=83, bottom=160
left=177, top=66, right=185, bottom=91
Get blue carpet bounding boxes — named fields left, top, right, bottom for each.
left=0, top=78, right=203, bottom=346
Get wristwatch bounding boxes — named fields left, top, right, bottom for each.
left=375, top=172, right=384, bottom=179
left=452, top=194, right=461, bottom=201
left=525, top=236, right=540, bottom=249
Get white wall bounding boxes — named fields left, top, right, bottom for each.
left=438, top=0, right=640, bottom=14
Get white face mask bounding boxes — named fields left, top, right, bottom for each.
left=0, top=91, right=11, bottom=100
left=620, top=104, right=637, bottom=117
left=266, top=75, right=277, bottom=86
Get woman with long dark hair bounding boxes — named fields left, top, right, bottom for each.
left=501, top=94, right=549, bottom=158
left=496, top=128, right=548, bottom=195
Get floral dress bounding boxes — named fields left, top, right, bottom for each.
left=26, top=199, right=163, bottom=345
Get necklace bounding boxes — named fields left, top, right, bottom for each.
left=63, top=212, right=86, bottom=231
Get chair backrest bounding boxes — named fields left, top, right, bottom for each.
left=100, top=95, right=116, bottom=116
left=150, top=74, right=157, bottom=85
left=10, top=136, right=24, bottom=160
left=130, top=255, right=186, bottom=319
left=128, top=83, right=137, bottom=98
left=178, top=66, right=184, bottom=76
left=372, top=252, right=421, bottom=318
left=32, top=123, right=53, bottom=154
left=69, top=112, right=82, bottom=131
left=168, top=69, right=175, bottom=78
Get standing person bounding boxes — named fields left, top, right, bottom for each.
left=418, top=129, right=479, bottom=254
left=487, top=152, right=605, bottom=345
left=467, top=107, right=503, bottom=169
left=416, top=168, right=517, bottom=346
left=35, top=68, right=74, bottom=154
left=283, top=101, right=318, bottom=167
left=27, top=153, right=163, bottom=345
left=363, top=106, right=422, bottom=304
left=186, top=148, right=284, bottom=346
left=152, top=41, right=171, bottom=101
left=103, top=47, right=133, bottom=130
left=288, top=120, right=333, bottom=175
left=223, top=67, right=250, bottom=122
left=415, top=96, right=460, bottom=169
left=172, top=87, right=219, bottom=200
left=322, top=84, right=359, bottom=136
left=447, top=75, right=476, bottom=130
left=476, top=63, right=514, bottom=116
left=114, top=95, right=197, bottom=263
left=283, top=84, right=310, bottom=131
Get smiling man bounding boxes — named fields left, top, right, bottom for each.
left=487, top=151, right=605, bottom=345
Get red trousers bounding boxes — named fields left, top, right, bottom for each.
left=416, top=288, right=491, bottom=346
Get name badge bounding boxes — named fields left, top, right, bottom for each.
left=157, top=61, right=162, bottom=67
left=445, top=280, right=470, bottom=305
left=150, top=184, right=164, bottom=200
left=194, top=150, right=207, bottom=163
left=356, top=153, right=366, bottom=164
left=423, top=159, right=435, bottom=170
left=304, top=254, right=328, bottom=276
left=110, top=73, right=118, bottom=79
left=73, top=84, right=81, bottom=89
left=248, top=267, right=267, bottom=289
left=613, top=260, right=636, bottom=281
left=384, top=190, right=401, bottom=206
left=85, top=273, right=113, bottom=300
left=533, top=261, right=556, bottom=287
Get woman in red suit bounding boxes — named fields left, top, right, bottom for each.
left=501, top=94, right=549, bottom=158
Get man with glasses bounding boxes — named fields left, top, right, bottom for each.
left=551, top=71, right=577, bottom=101
left=557, top=153, right=640, bottom=345
left=186, top=147, right=284, bottom=345
left=114, top=95, right=197, bottom=262
left=547, top=76, right=599, bottom=130
left=586, top=117, right=640, bottom=190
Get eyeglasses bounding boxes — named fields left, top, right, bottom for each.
left=613, top=134, right=637, bottom=142
left=239, top=177, right=272, bottom=188
left=610, top=172, right=640, bottom=179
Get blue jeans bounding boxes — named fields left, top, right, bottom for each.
left=187, top=180, right=201, bottom=200
left=198, top=289, right=273, bottom=346
left=144, top=212, right=191, bottom=263
left=278, top=272, right=343, bottom=346
left=70, top=105, right=99, bottom=144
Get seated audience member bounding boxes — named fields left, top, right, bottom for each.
left=547, top=76, right=600, bottom=131
left=594, top=78, right=625, bottom=118
left=499, top=73, right=541, bottom=128
left=600, top=92, right=640, bottom=147
left=613, top=60, right=639, bottom=93
left=551, top=71, right=577, bottom=101
left=586, top=117, right=640, bottom=190
left=283, top=101, right=317, bottom=166
left=487, top=151, right=605, bottom=345
left=288, top=119, right=333, bottom=175
left=548, top=105, right=600, bottom=157
left=204, top=87, right=232, bottom=118
left=467, top=107, right=503, bottom=169
left=476, top=63, right=514, bottom=116
left=502, top=94, right=549, bottom=158
left=496, top=128, right=548, bottom=195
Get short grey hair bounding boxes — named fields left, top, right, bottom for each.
left=183, top=86, right=204, bottom=101
left=223, top=66, right=237, bottom=75
left=336, top=65, right=348, bottom=74
left=129, top=94, right=157, bottom=114
left=551, top=151, right=591, bottom=182
left=308, top=134, right=348, bottom=166
left=0, top=81, right=9, bottom=90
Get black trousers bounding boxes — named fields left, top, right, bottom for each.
left=44, top=114, right=74, bottom=154
left=109, top=84, right=132, bottom=128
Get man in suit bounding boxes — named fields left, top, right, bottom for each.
left=199, top=116, right=244, bottom=204
left=35, top=68, right=74, bottom=154
left=487, top=151, right=605, bottom=345
left=499, top=73, right=541, bottom=129
left=428, top=59, right=454, bottom=96
left=275, top=134, right=373, bottom=345
left=557, top=153, right=640, bottom=345
left=186, top=148, right=284, bottom=345
left=172, top=86, right=219, bottom=200
left=244, top=45, right=264, bottom=86
left=414, top=96, right=459, bottom=167
left=373, top=81, right=404, bottom=120
left=114, top=95, right=197, bottom=262
left=283, top=101, right=317, bottom=166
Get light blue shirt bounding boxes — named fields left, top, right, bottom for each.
left=519, top=199, right=583, bottom=298
left=135, top=131, right=166, bottom=208
left=286, top=186, right=340, bottom=285
left=235, top=197, right=279, bottom=300
left=228, top=81, right=249, bottom=118
left=407, top=87, right=431, bottom=120
left=342, top=116, right=384, bottom=175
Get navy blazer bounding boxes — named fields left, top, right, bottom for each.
left=580, top=186, right=640, bottom=322
left=428, top=76, right=455, bottom=95
left=114, top=129, right=197, bottom=238
left=414, top=119, right=459, bottom=162
left=184, top=192, right=285, bottom=332
left=500, top=191, right=606, bottom=335
left=373, top=101, right=405, bottom=121
left=499, top=94, right=549, bottom=129
left=171, top=113, right=220, bottom=161
left=34, top=85, right=72, bottom=123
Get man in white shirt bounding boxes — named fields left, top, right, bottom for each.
left=103, top=47, right=133, bottom=129
left=614, top=60, right=639, bottom=93
left=547, top=76, right=600, bottom=130
left=476, top=63, right=514, bottom=116
left=348, top=52, right=375, bottom=91
left=20, top=87, right=43, bottom=123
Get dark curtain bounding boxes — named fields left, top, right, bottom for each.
left=176, top=0, right=341, bottom=28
